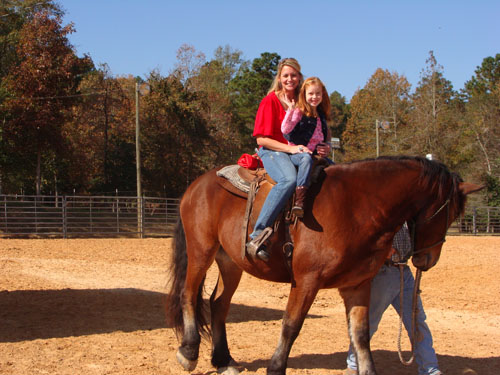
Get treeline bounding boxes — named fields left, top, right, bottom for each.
left=0, top=1, right=499, bottom=205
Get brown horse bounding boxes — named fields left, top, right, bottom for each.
left=165, top=156, right=482, bottom=375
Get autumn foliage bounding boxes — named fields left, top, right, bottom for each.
left=0, top=2, right=498, bottom=204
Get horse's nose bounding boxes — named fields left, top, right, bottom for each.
left=412, top=253, right=433, bottom=271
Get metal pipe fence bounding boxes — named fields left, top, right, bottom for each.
left=449, top=205, right=500, bottom=235
left=0, top=195, right=180, bottom=238
left=0, top=195, right=498, bottom=238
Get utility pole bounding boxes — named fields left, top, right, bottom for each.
left=135, top=82, right=142, bottom=238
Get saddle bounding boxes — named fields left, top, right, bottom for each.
left=216, top=165, right=275, bottom=258
left=215, top=165, right=276, bottom=198
left=216, top=157, right=330, bottom=263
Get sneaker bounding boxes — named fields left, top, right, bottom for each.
left=343, top=368, right=358, bottom=375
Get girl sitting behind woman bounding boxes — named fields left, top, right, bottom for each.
left=281, top=77, right=331, bottom=217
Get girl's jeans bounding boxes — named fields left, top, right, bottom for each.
left=249, top=148, right=311, bottom=239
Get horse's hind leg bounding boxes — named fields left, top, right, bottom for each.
left=176, top=241, right=219, bottom=371
left=339, top=281, right=377, bottom=375
left=210, top=248, right=243, bottom=375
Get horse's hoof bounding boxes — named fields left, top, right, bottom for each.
left=218, top=359, right=240, bottom=375
left=176, top=350, right=197, bottom=371
left=218, top=366, right=240, bottom=375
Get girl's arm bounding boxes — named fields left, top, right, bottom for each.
left=281, top=108, right=302, bottom=135
left=316, top=124, right=332, bottom=157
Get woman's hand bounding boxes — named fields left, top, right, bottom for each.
left=292, top=145, right=312, bottom=154
left=316, top=143, right=331, bottom=157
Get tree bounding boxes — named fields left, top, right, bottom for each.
left=229, top=52, right=281, bottom=130
left=2, top=11, right=93, bottom=194
left=172, top=43, right=206, bottom=86
left=328, top=91, right=350, bottom=161
left=329, top=91, right=350, bottom=135
left=407, top=51, right=464, bottom=168
left=64, top=65, right=135, bottom=194
left=342, top=68, right=411, bottom=160
left=140, top=73, right=210, bottom=197
left=462, top=54, right=500, bottom=205
left=0, top=0, right=62, bottom=79
left=0, top=0, right=63, bottom=193
left=188, top=46, right=249, bottom=165
left=462, top=54, right=500, bottom=176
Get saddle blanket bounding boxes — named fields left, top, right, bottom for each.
left=216, top=165, right=251, bottom=194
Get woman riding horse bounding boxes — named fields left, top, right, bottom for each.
left=246, top=58, right=331, bottom=261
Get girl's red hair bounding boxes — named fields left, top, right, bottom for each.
left=297, top=77, right=331, bottom=120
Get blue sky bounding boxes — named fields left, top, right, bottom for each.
left=61, top=0, right=499, bottom=102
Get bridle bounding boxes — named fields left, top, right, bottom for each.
left=410, top=188, right=452, bottom=256
left=398, top=187, right=453, bottom=366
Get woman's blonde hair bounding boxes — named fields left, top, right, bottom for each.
left=268, top=57, right=303, bottom=96
left=297, top=77, right=331, bottom=120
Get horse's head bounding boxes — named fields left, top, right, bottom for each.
left=410, top=167, right=483, bottom=271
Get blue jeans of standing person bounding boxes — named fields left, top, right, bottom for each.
left=249, top=147, right=311, bottom=240
left=346, top=265, right=441, bottom=375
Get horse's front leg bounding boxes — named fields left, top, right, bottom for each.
left=210, top=249, right=243, bottom=375
left=339, top=280, right=377, bottom=375
left=267, top=279, right=319, bottom=375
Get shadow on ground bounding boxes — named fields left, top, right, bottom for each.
left=237, top=350, right=500, bottom=375
left=0, top=288, right=322, bottom=342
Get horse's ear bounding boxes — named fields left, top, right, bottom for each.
left=459, top=182, right=485, bottom=195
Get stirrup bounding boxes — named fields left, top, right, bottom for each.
left=291, top=205, right=304, bottom=218
left=246, top=227, right=273, bottom=259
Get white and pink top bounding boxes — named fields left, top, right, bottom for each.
left=281, top=108, right=325, bottom=151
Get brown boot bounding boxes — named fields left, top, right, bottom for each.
left=291, top=186, right=307, bottom=218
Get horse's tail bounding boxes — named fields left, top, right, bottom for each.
left=165, top=216, right=210, bottom=339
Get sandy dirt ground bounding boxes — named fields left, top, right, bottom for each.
left=0, top=237, right=499, bottom=375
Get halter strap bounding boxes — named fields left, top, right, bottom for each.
left=411, top=189, right=452, bottom=256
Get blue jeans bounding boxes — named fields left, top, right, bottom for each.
left=249, top=148, right=309, bottom=239
left=290, top=152, right=313, bottom=187
left=346, top=265, right=441, bottom=375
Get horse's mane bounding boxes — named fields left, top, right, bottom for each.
left=336, top=155, right=467, bottom=217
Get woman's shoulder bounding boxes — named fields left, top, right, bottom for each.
left=261, top=91, right=280, bottom=104
left=262, top=91, right=279, bottom=102
left=258, top=92, right=283, bottom=113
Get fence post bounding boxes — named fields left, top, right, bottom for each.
left=166, top=198, right=171, bottom=236
left=3, top=195, right=6, bottom=232
left=473, top=207, right=477, bottom=235
left=140, top=197, right=145, bottom=238
left=63, top=196, right=67, bottom=238
left=487, top=207, right=490, bottom=233
left=116, top=196, right=120, bottom=233
left=90, top=197, right=93, bottom=234
left=34, top=195, right=38, bottom=233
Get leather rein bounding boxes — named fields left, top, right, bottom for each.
left=398, top=190, right=452, bottom=365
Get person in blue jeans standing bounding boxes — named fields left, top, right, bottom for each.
left=344, top=223, right=443, bottom=375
